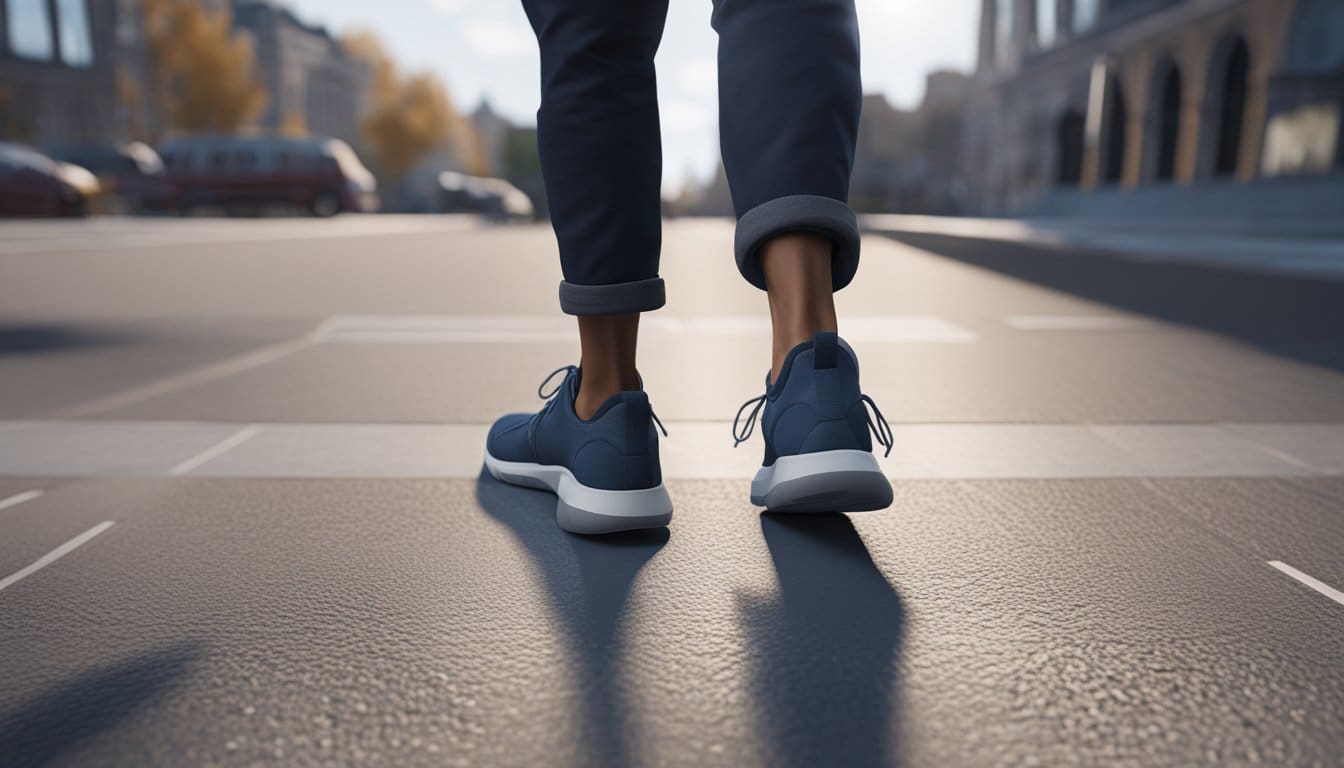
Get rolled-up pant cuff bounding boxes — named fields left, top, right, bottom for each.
left=734, top=195, right=861, bottom=292
left=558, top=277, right=666, bottom=316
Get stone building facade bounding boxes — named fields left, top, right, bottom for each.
left=0, top=0, right=117, bottom=144
left=230, top=1, right=367, bottom=145
left=963, top=0, right=1344, bottom=213
left=1, top=0, right=367, bottom=148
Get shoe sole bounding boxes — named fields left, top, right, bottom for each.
left=483, top=451, right=673, bottom=534
left=750, top=449, right=893, bottom=513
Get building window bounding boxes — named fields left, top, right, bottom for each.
left=1037, top=0, right=1057, bottom=49
left=1102, top=75, right=1127, bottom=184
left=1057, top=109, right=1085, bottom=184
left=56, top=0, right=93, bottom=67
left=5, top=0, right=55, bottom=61
left=1213, top=39, right=1249, bottom=176
left=1073, top=0, right=1101, bottom=34
left=995, top=0, right=1014, bottom=65
left=1154, top=66, right=1183, bottom=181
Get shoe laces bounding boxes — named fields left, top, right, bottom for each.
left=534, top=365, right=668, bottom=437
left=731, top=391, right=895, bottom=457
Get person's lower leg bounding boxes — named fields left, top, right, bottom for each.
left=575, top=313, right=640, bottom=420
left=762, top=232, right=837, bottom=382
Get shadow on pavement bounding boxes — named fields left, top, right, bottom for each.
left=741, top=514, right=905, bottom=768
left=0, top=324, right=127, bottom=357
left=475, top=469, right=668, bottom=768
left=879, top=232, right=1344, bottom=373
left=0, top=643, right=201, bottom=767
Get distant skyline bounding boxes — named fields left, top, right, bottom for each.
left=285, top=0, right=980, bottom=193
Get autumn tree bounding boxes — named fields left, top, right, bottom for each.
left=343, top=30, right=487, bottom=180
left=141, top=0, right=265, bottom=136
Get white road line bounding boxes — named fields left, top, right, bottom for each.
left=0, top=490, right=43, bottom=512
left=316, top=315, right=977, bottom=344
left=60, top=336, right=316, bottom=417
left=170, top=425, right=261, bottom=476
left=1267, top=561, right=1344, bottom=607
left=0, top=521, right=115, bottom=594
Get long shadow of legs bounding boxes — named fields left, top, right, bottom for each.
left=741, top=514, right=905, bottom=768
left=0, top=642, right=201, bottom=768
left=475, top=470, right=668, bottom=767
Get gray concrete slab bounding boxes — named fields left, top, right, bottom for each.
left=0, top=477, right=1340, bottom=767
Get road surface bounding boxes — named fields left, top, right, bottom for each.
left=1, top=215, right=1341, bottom=766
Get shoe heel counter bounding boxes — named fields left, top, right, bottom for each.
left=571, top=393, right=662, bottom=490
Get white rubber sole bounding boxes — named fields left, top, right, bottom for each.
left=483, top=451, right=673, bottom=534
left=751, top=449, right=893, bottom=513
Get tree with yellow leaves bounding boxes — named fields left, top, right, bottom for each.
left=142, top=0, right=265, bottom=135
left=342, top=30, right=487, bottom=180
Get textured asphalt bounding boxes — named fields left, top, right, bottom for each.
left=0, top=216, right=1342, bottom=767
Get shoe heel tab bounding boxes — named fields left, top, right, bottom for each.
left=622, top=391, right=652, bottom=455
left=813, top=331, right=838, bottom=369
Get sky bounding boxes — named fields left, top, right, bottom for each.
left=285, top=0, right=981, bottom=194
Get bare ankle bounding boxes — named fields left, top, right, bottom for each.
left=761, top=233, right=838, bottom=381
left=575, top=312, right=641, bottom=419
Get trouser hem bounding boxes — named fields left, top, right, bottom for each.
left=559, top=277, right=666, bottom=316
left=734, top=195, right=861, bottom=291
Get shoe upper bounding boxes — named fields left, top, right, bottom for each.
left=734, top=332, right=892, bottom=466
left=487, top=366, right=663, bottom=491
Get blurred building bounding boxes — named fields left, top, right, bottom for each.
left=852, top=71, right=972, bottom=214
left=470, top=100, right=510, bottom=177
left=1, top=0, right=366, bottom=148
left=0, top=0, right=117, bottom=143
left=230, top=0, right=367, bottom=145
left=964, top=0, right=1344, bottom=215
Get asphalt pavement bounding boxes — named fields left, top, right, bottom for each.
left=0, top=215, right=1341, bottom=766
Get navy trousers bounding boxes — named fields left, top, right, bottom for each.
left=521, top=0, right=862, bottom=315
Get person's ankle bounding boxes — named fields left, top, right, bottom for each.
left=575, top=371, right=637, bottom=420
left=771, top=318, right=837, bottom=382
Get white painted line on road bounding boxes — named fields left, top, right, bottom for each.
left=60, top=336, right=316, bottom=417
left=0, top=490, right=43, bottom=512
left=1267, top=561, right=1344, bottom=607
left=170, top=425, right=260, bottom=476
left=316, top=315, right=977, bottom=344
left=1, top=420, right=1340, bottom=480
left=1004, top=315, right=1159, bottom=331
left=0, top=521, right=115, bottom=595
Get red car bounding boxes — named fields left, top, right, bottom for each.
left=45, top=142, right=176, bottom=214
left=0, top=142, right=100, bottom=217
left=156, top=136, right=379, bottom=216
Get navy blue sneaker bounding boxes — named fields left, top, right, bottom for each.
left=733, top=332, right=894, bottom=513
left=485, top=366, right=673, bottom=534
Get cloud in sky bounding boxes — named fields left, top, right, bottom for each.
left=463, top=20, right=535, bottom=58
left=286, top=0, right=979, bottom=194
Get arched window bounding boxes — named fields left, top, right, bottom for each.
left=5, top=0, right=54, bottom=61
left=55, top=0, right=93, bottom=67
left=1102, top=75, right=1127, bottom=184
left=1037, top=0, right=1057, bottom=49
left=1057, top=109, right=1085, bottom=185
left=1214, top=39, right=1249, bottom=176
left=1074, top=0, right=1101, bottom=35
left=1154, top=66, right=1182, bottom=180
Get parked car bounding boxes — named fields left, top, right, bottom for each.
left=438, top=171, right=535, bottom=220
left=156, top=136, right=379, bottom=216
left=44, top=142, right=175, bottom=213
left=0, top=142, right=100, bottom=217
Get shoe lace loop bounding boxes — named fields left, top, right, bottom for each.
left=862, top=394, right=894, bottom=458
left=731, top=394, right=768, bottom=448
left=535, top=365, right=669, bottom=437
left=731, top=391, right=894, bottom=457
left=537, top=365, right=576, bottom=400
